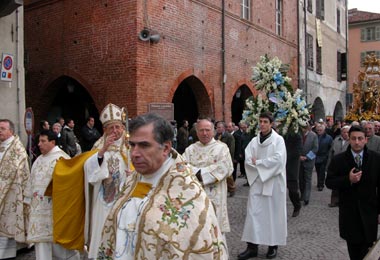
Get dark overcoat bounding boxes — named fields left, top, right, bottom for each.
left=326, top=145, right=380, bottom=244
left=284, top=132, right=302, bottom=182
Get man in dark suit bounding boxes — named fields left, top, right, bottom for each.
left=299, top=123, right=318, bottom=205
left=326, top=125, right=380, bottom=260
left=232, top=121, right=252, bottom=183
left=284, top=132, right=303, bottom=217
left=215, top=121, right=236, bottom=196
left=232, top=122, right=243, bottom=180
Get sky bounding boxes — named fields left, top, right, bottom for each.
left=347, top=0, right=380, bottom=13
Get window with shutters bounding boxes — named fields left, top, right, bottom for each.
left=316, top=0, right=324, bottom=20
left=337, top=51, right=342, bottom=82
left=275, top=0, right=282, bottom=36
left=360, top=26, right=380, bottom=41
left=337, top=9, right=341, bottom=33
left=316, top=42, right=322, bottom=74
left=307, top=0, right=312, bottom=13
left=307, top=33, right=314, bottom=70
left=241, top=0, right=251, bottom=20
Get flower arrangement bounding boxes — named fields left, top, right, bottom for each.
left=243, top=55, right=311, bottom=136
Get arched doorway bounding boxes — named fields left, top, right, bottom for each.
left=172, top=76, right=212, bottom=127
left=231, top=85, right=253, bottom=124
left=43, top=76, right=102, bottom=136
left=312, top=97, right=325, bottom=123
left=333, top=102, right=344, bottom=122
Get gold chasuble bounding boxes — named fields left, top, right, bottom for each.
left=98, top=152, right=228, bottom=259
left=51, top=150, right=97, bottom=250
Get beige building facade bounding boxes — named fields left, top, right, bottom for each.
left=0, top=1, right=27, bottom=143
left=299, top=0, right=347, bottom=122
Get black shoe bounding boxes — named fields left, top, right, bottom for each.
left=318, top=187, right=323, bottom=191
left=238, top=174, right=246, bottom=178
left=304, top=200, right=309, bottom=206
left=266, top=246, right=278, bottom=259
left=243, top=182, right=249, bottom=187
left=292, top=207, right=301, bottom=217
left=238, top=247, right=258, bottom=260
left=229, top=191, right=235, bottom=197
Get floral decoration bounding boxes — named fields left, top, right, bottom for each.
left=243, top=55, right=311, bottom=136
left=344, top=54, right=380, bottom=122
left=98, top=242, right=114, bottom=260
left=159, top=193, right=194, bottom=230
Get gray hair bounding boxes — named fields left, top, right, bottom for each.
left=52, top=122, right=62, bottom=131
left=239, top=121, right=248, bottom=127
left=129, top=113, right=174, bottom=145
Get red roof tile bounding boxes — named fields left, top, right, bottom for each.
left=348, top=8, right=380, bottom=24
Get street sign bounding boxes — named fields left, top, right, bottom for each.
left=24, top=107, right=34, bottom=135
left=1, top=53, right=13, bottom=82
left=148, top=103, right=174, bottom=121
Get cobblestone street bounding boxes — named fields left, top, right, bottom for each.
left=226, top=176, right=348, bottom=259
left=16, top=173, right=350, bottom=259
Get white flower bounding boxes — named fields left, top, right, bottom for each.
left=246, top=55, right=311, bottom=135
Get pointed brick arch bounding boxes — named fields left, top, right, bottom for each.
left=36, top=71, right=100, bottom=134
left=42, top=68, right=98, bottom=107
left=169, top=68, right=214, bottom=121
left=168, top=68, right=214, bottom=103
left=226, top=79, right=257, bottom=123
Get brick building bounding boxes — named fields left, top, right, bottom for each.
left=24, top=0, right=298, bottom=130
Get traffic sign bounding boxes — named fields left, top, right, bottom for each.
left=24, top=107, right=34, bottom=135
left=1, top=53, right=13, bottom=82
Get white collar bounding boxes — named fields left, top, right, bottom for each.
left=140, top=155, right=174, bottom=187
left=0, top=135, right=15, bottom=148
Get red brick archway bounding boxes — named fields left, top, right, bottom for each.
left=35, top=71, right=100, bottom=135
left=225, top=79, right=256, bottom=123
left=169, top=68, right=214, bottom=124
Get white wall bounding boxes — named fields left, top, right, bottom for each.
left=0, top=6, right=27, bottom=144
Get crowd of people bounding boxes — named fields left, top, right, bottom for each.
left=1, top=108, right=380, bottom=260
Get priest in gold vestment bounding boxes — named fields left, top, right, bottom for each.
left=25, top=130, right=80, bottom=260
left=183, top=119, right=234, bottom=237
left=0, top=119, right=30, bottom=259
left=98, top=113, right=227, bottom=259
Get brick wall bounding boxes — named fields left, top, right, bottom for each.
left=25, top=0, right=298, bottom=127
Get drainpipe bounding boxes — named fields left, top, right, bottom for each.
left=297, top=1, right=300, bottom=91
left=345, top=0, right=348, bottom=114
left=221, top=0, right=226, bottom=121
left=15, top=7, right=21, bottom=138
left=304, top=0, right=308, bottom=104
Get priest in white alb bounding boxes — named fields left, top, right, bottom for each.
left=238, top=112, right=287, bottom=260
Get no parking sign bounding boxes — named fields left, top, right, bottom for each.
left=1, top=53, right=13, bottom=82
